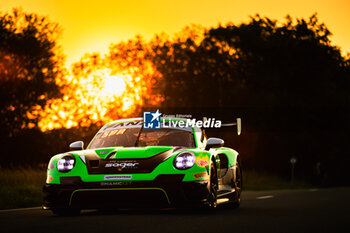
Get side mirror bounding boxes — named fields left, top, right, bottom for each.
left=69, top=141, right=84, bottom=151
left=205, top=137, right=224, bottom=150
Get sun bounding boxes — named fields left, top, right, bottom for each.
left=34, top=55, right=164, bottom=131
left=104, top=75, right=126, bottom=96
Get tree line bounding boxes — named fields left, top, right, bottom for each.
left=1, top=9, right=349, bottom=185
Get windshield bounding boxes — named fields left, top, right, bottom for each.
left=88, top=125, right=195, bottom=149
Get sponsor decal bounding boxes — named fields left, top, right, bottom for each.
left=101, top=128, right=126, bottom=138
left=100, top=181, right=132, bottom=186
left=98, top=150, right=110, bottom=154
left=101, top=121, right=142, bottom=132
left=196, top=155, right=209, bottom=167
left=105, top=162, right=139, bottom=168
left=48, top=162, right=55, bottom=170
left=143, top=110, right=161, bottom=129
left=196, top=159, right=209, bottom=167
left=104, top=175, right=132, bottom=180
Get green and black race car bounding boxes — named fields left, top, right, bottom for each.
left=43, top=117, right=242, bottom=215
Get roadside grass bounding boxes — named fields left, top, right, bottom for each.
left=0, top=168, right=314, bottom=209
left=0, top=167, right=46, bottom=210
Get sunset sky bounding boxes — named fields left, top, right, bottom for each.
left=2, top=0, right=350, bottom=67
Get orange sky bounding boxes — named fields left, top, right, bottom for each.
left=1, top=0, right=350, bottom=67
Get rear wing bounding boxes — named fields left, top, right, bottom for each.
left=202, top=117, right=242, bottom=135
left=222, top=118, right=242, bottom=135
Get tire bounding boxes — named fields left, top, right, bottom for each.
left=51, top=208, right=80, bottom=216
left=208, top=161, right=218, bottom=209
left=229, top=157, right=242, bottom=208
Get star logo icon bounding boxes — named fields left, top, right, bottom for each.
left=143, top=110, right=162, bottom=129
left=150, top=110, right=161, bottom=122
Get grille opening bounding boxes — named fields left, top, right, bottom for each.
left=70, top=189, right=170, bottom=208
left=89, top=160, right=99, bottom=168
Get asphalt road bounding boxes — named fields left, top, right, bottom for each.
left=1, top=188, right=349, bottom=233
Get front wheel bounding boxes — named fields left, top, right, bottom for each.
left=208, top=162, right=218, bottom=209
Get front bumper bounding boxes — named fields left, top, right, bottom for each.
left=43, top=174, right=210, bottom=209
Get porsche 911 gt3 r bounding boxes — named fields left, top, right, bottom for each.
left=43, top=118, right=242, bottom=215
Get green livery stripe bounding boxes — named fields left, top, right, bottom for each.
left=69, top=187, right=170, bottom=206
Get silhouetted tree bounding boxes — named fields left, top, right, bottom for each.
left=208, top=14, right=347, bottom=108
left=153, top=14, right=349, bottom=109
left=0, top=8, right=63, bottom=137
left=151, top=15, right=350, bottom=182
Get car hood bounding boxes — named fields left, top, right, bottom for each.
left=70, top=146, right=177, bottom=159
left=69, top=146, right=183, bottom=175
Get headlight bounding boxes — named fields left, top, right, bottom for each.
left=174, top=152, right=195, bottom=170
left=57, top=155, right=75, bottom=173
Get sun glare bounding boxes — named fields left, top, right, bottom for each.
left=28, top=38, right=164, bottom=132
left=35, top=68, right=137, bottom=131
left=33, top=58, right=163, bottom=132
left=104, top=75, right=126, bottom=96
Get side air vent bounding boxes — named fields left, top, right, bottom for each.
left=106, top=151, right=116, bottom=159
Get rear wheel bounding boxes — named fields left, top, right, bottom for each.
left=229, top=157, right=242, bottom=208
